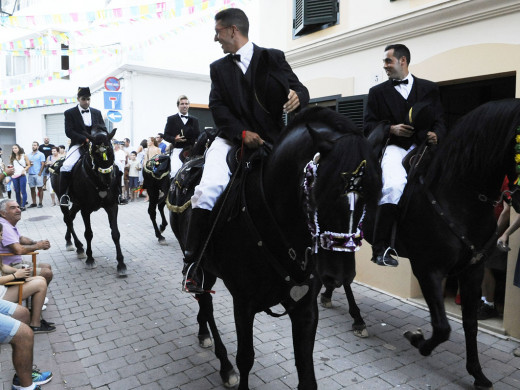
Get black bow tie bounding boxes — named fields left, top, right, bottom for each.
left=81, top=109, right=90, bottom=113
left=392, top=79, right=409, bottom=86
left=180, top=115, right=188, bottom=118
left=230, top=54, right=241, bottom=62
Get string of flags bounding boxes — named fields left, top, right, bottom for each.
left=0, top=0, right=244, bottom=112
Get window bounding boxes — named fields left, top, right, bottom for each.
left=336, top=95, right=367, bottom=130
left=293, top=0, right=339, bottom=38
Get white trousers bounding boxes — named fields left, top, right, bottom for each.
left=170, top=147, right=183, bottom=178
left=61, top=144, right=82, bottom=172
left=379, top=144, right=415, bottom=205
left=191, top=136, right=233, bottom=211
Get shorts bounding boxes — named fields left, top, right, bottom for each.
left=28, top=174, right=43, bottom=188
left=11, top=261, right=44, bottom=276
left=129, top=176, right=139, bottom=189
left=0, top=300, right=21, bottom=343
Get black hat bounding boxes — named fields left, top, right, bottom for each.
left=77, top=87, right=91, bottom=98
left=405, top=102, right=435, bottom=133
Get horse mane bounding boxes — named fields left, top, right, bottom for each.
left=426, top=99, right=520, bottom=190
left=285, top=106, right=363, bottom=136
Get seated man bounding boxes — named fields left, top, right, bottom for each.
left=1, top=299, right=53, bottom=389
left=0, top=199, right=53, bottom=286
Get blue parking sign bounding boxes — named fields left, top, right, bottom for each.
left=104, top=91, right=122, bottom=110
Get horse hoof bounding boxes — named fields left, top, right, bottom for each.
left=198, top=334, right=213, bottom=348
left=404, top=328, right=424, bottom=348
left=158, top=237, right=167, bottom=245
left=77, top=252, right=87, bottom=260
left=222, top=369, right=239, bottom=388
left=86, top=261, right=97, bottom=269
left=320, top=294, right=332, bottom=308
left=117, top=267, right=127, bottom=277
left=66, top=244, right=75, bottom=251
left=354, top=328, right=369, bottom=338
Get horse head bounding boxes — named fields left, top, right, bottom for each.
left=273, top=106, right=382, bottom=254
left=85, top=125, right=116, bottom=174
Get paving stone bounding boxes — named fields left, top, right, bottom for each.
left=2, top=202, right=519, bottom=390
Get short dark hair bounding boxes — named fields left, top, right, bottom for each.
left=51, top=146, right=58, bottom=152
left=58, top=145, right=66, bottom=150
left=33, top=141, right=39, bottom=146
left=157, top=133, right=164, bottom=139
left=215, top=8, right=249, bottom=38
left=385, top=44, right=411, bottom=65
left=131, top=151, right=137, bottom=156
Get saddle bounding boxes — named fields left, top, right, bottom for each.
left=144, top=154, right=171, bottom=180
left=48, top=157, right=65, bottom=175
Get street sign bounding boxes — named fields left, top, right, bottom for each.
left=103, top=91, right=122, bottom=110
left=107, top=110, right=122, bottom=123
left=104, top=77, right=120, bottom=91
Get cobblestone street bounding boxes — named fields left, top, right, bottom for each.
left=1, top=199, right=519, bottom=389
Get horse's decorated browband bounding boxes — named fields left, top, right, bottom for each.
left=515, top=126, right=520, bottom=186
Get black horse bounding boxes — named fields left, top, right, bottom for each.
left=170, top=107, right=381, bottom=389
left=142, top=154, right=170, bottom=244
left=362, top=99, right=520, bottom=390
left=51, top=125, right=127, bottom=276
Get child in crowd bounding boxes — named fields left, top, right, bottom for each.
left=126, top=151, right=141, bottom=201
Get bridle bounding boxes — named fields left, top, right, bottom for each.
left=89, top=141, right=114, bottom=174
left=304, top=152, right=367, bottom=254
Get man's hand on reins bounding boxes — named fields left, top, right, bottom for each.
left=390, top=124, right=414, bottom=138
left=242, top=130, right=264, bottom=149
left=427, top=131, right=438, bottom=145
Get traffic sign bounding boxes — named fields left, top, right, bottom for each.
left=104, top=91, right=122, bottom=110
left=107, top=110, right=122, bottom=123
left=105, top=77, right=120, bottom=91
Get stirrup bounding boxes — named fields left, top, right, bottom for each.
left=382, top=247, right=399, bottom=266
left=59, top=194, right=71, bottom=207
left=182, top=263, right=205, bottom=294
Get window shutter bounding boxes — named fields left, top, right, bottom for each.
left=294, top=0, right=338, bottom=37
left=336, top=95, right=367, bottom=130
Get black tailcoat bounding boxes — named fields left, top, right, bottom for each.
left=64, top=106, right=104, bottom=146
left=163, top=113, right=200, bottom=148
left=363, top=76, right=446, bottom=150
left=209, top=44, right=309, bottom=144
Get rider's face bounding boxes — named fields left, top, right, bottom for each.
left=78, top=96, right=91, bottom=110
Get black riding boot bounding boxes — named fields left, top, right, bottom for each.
left=371, top=203, right=399, bottom=267
left=58, top=171, right=72, bottom=207
left=182, top=208, right=211, bottom=293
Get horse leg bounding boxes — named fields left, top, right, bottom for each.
left=148, top=194, right=166, bottom=243
left=158, top=199, right=168, bottom=233
left=197, top=287, right=238, bottom=387
left=233, top=302, right=255, bottom=390
left=320, top=286, right=334, bottom=308
left=68, top=205, right=85, bottom=258
left=404, top=271, right=451, bottom=356
left=344, top=283, right=368, bottom=338
left=107, top=205, right=126, bottom=276
left=285, top=289, right=318, bottom=390
left=80, top=210, right=96, bottom=269
left=61, top=205, right=84, bottom=256
left=458, top=267, right=493, bottom=389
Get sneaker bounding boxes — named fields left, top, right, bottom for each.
left=514, top=347, right=520, bottom=357
left=41, top=304, right=47, bottom=311
left=30, top=321, right=56, bottom=333
left=20, top=207, right=26, bottom=211
left=28, top=203, right=37, bottom=208
left=40, top=318, right=55, bottom=326
left=12, top=366, right=53, bottom=389
left=44, top=297, right=49, bottom=305
left=37, top=204, right=43, bottom=208
left=477, top=303, right=499, bottom=320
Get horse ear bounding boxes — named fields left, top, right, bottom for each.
left=108, top=128, right=117, bottom=140
left=306, top=124, right=334, bottom=155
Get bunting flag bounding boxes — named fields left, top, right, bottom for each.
left=0, top=0, right=244, bottom=111
left=0, top=0, right=221, bottom=29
